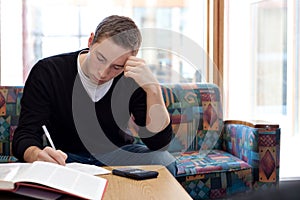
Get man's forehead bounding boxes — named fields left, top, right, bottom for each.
left=93, top=39, right=132, bottom=61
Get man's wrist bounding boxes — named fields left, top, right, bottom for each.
left=143, top=84, right=161, bottom=95
left=24, top=146, right=42, bottom=163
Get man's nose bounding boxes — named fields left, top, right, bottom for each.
left=98, top=66, right=110, bottom=78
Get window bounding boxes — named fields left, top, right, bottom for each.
left=224, top=0, right=300, bottom=178
left=0, top=0, right=208, bottom=85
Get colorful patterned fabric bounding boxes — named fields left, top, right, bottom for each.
left=181, top=168, right=253, bottom=200
left=0, top=84, right=281, bottom=199
left=0, top=155, right=18, bottom=162
left=176, top=150, right=252, bottom=176
left=0, top=86, right=23, bottom=158
left=160, top=83, right=280, bottom=199
left=222, top=124, right=259, bottom=167
left=223, top=124, right=280, bottom=190
left=161, top=83, right=224, bottom=153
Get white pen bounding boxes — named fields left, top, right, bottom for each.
left=42, top=125, right=56, bottom=150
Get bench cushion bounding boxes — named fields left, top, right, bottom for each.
left=175, top=150, right=252, bottom=176
left=181, top=167, right=253, bottom=199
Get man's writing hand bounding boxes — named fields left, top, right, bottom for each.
left=24, top=146, right=67, bottom=165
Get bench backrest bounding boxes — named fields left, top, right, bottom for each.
left=0, top=83, right=224, bottom=158
left=161, top=83, right=223, bottom=152
left=0, top=86, right=23, bottom=158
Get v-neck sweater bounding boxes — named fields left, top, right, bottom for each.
left=12, top=49, right=172, bottom=161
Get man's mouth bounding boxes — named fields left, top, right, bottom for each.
left=97, top=80, right=106, bottom=85
left=90, top=75, right=101, bottom=84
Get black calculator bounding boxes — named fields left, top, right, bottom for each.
left=112, top=167, right=159, bottom=180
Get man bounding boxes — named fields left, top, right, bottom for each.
left=12, top=15, right=175, bottom=171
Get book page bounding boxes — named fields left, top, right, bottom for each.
left=12, top=161, right=107, bottom=200
left=66, top=162, right=110, bottom=175
left=0, top=163, right=30, bottom=190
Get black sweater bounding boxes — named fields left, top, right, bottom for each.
left=12, top=50, right=172, bottom=161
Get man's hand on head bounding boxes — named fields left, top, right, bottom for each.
left=124, top=56, right=159, bottom=90
left=124, top=56, right=170, bottom=133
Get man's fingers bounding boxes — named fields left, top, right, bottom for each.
left=125, top=56, right=145, bottom=68
left=37, top=148, right=59, bottom=164
left=39, top=147, right=67, bottom=166
left=57, top=150, right=68, bottom=160
left=125, top=60, right=140, bottom=67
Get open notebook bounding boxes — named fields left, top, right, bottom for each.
left=0, top=161, right=109, bottom=200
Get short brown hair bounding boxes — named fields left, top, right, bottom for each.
left=92, top=15, right=142, bottom=54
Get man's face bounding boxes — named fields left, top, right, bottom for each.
left=85, top=38, right=133, bottom=85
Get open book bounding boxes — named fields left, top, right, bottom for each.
left=0, top=161, right=108, bottom=200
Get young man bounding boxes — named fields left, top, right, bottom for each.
left=12, top=15, right=175, bottom=171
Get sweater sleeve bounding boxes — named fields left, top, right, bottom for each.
left=12, top=60, right=53, bottom=161
left=129, top=87, right=173, bottom=151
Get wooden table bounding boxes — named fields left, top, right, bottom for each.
left=100, top=165, right=192, bottom=200
left=0, top=165, right=192, bottom=200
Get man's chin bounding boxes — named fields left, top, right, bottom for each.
left=91, top=78, right=106, bottom=85
left=97, top=80, right=107, bottom=85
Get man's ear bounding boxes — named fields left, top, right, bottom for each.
left=88, top=33, right=95, bottom=48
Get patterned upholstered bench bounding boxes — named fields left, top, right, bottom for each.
left=159, top=83, right=280, bottom=199
left=0, top=84, right=280, bottom=199
left=0, top=86, right=23, bottom=162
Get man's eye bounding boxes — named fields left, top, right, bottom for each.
left=97, top=57, right=105, bottom=63
left=113, top=65, right=123, bottom=70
